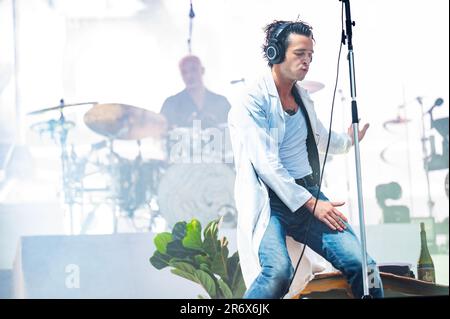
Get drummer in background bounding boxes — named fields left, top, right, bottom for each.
left=160, top=55, right=231, bottom=129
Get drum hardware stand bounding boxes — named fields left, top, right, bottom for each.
left=106, top=137, right=138, bottom=233
left=129, top=139, right=164, bottom=232
left=146, top=158, right=166, bottom=233
left=127, top=140, right=144, bottom=219
left=106, top=138, right=121, bottom=233
left=79, top=204, right=99, bottom=235
left=340, top=0, right=371, bottom=298
left=27, top=100, right=101, bottom=235
left=145, top=153, right=167, bottom=233
left=55, top=99, right=77, bottom=235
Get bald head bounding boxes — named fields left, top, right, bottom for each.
left=179, top=55, right=204, bottom=89
left=179, top=55, right=202, bottom=69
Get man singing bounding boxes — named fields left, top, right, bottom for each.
left=228, top=20, right=384, bottom=299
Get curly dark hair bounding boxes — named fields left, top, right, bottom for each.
left=262, top=20, right=314, bottom=67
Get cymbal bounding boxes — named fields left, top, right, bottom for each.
left=83, top=103, right=167, bottom=140
left=27, top=101, right=98, bottom=116
left=299, top=81, right=325, bottom=94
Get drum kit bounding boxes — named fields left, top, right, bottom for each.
left=26, top=82, right=327, bottom=233
left=28, top=100, right=237, bottom=234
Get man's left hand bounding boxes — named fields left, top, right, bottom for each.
left=347, top=122, right=369, bottom=145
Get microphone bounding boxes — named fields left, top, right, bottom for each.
left=427, top=97, right=444, bottom=114
left=434, top=97, right=444, bottom=107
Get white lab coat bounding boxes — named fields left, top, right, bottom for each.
left=228, top=69, right=352, bottom=296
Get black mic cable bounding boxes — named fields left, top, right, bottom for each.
left=283, top=1, right=345, bottom=298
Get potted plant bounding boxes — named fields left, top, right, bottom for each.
left=149, top=218, right=246, bottom=299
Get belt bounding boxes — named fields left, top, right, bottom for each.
left=268, top=174, right=318, bottom=200
left=295, top=174, right=318, bottom=188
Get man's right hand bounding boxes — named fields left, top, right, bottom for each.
left=303, top=197, right=348, bottom=232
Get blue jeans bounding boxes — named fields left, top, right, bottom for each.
left=244, top=183, right=384, bottom=299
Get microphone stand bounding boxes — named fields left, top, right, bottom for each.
left=338, top=89, right=355, bottom=224
left=340, top=0, right=371, bottom=298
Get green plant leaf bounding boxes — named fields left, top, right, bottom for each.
left=194, top=255, right=211, bottom=267
left=170, top=257, right=197, bottom=266
left=218, top=279, right=233, bottom=299
left=171, top=268, right=198, bottom=284
left=227, top=251, right=240, bottom=286
left=182, top=219, right=203, bottom=251
left=203, top=238, right=219, bottom=257
left=153, top=232, right=173, bottom=254
left=169, top=260, right=197, bottom=276
left=195, top=269, right=217, bottom=299
left=172, top=221, right=187, bottom=241
left=149, top=251, right=171, bottom=270
left=210, top=240, right=229, bottom=281
left=203, top=220, right=220, bottom=257
left=227, top=251, right=246, bottom=298
left=167, top=240, right=199, bottom=259
left=203, top=219, right=219, bottom=240
left=199, top=263, right=211, bottom=273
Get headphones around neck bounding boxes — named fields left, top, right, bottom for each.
left=265, top=22, right=291, bottom=65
